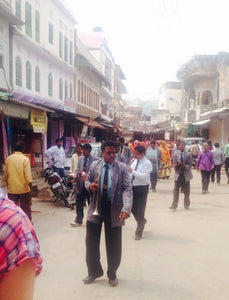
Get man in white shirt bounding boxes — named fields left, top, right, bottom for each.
left=45, top=138, right=66, bottom=183
left=128, top=145, right=152, bottom=240
left=68, top=143, right=83, bottom=206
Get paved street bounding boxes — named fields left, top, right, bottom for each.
left=32, top=169, right=229, bottom=300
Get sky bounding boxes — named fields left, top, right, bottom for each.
left=68, top=0, right=229, bottom=101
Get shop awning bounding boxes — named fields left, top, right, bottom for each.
left=192, top=119, right=210, bottom=126
left=76, top=117, right=106, bottom=129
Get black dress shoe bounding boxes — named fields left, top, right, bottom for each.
left=83, top=274, right=103, bottom=284
left=109, top=277, right=118, bottom=287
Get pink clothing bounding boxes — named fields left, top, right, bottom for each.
left=0, top=189, right=42, bottom=280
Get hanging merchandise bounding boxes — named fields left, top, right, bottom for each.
left=6, top=117, right=12, bottom=155
left=1, top=114, right=8, bottom=163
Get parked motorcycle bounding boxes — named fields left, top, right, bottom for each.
left=192, top=156, right=197, bottom=169
left=44, top=166, right=70, bottom=207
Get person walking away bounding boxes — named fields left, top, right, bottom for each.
left=169, top=141, right=193, bottom=211
left=211, top=143, right=224, bottom=184
left=146, top=140, right=162, bottom=192
left=191, top=140, right=201, bottom=159
left=224, top=138, right=229, bottom=184
left=128, top=145, right=152, bottom=240
left=4, top=141, right=33, bottom=221
left=196, top=142, right=215, bottom=194
left=117, top=137, right=133, bottom=165
left=45, top=138, right=66, bottom=184
left=0, top=189, right=42, bottom=300
left=68, top=143, right=83, bottom=206
left=70, top=143, right=98, bottom=227
left=83, top=141, right=132, bottom=286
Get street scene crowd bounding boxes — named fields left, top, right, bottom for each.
left=1, top=136, right=229, bottom=299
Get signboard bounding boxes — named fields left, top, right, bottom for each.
left=0, top=100, right=30, bottom=119
left=64, top=98, right=77, bottom=113
left=78, top=137, right=96, bottom=143
left=30, top=109, right=47, bottom=133
left=80, top=125, right=88, bottom=137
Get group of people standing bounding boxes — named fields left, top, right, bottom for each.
left=65, top=138, right=152, bottom=286
left=2, top=135, right=229, bottom=292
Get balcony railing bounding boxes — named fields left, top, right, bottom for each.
left=200, top=99, right=229, bottom=113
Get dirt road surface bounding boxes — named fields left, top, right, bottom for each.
left=32, top=170, right=229, bottom=300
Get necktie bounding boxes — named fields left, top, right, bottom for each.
left=180, top=152, right=183, bottom=163
left=83, top=157, right=87, bottom=172
left=101, top=164, right=109, bottom=203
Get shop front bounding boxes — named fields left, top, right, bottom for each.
left=0, top=94, right=48, bottom=172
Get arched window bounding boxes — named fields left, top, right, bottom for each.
left=25, top=2, right=32, bottom=37
left=48, top=73, right=52, bottom=96
left=65, top=81, right=68, bottom=99
left=69, top=82, right=73, bottom=98
left=15, top=0, right=22, bottom=30
left=35, top=66, right=40, bottom=92
left=59, top=78, right=63, bottom=100
left=15, top=56, right=22, bottom=86
left=26, top=61, right=32, bottom=90
left=202, top=90, right=212, bottom=105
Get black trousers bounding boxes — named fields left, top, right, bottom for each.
left=211, top=164, right=222, bottom=183
left=201, top=170, right=211, bottom=191
left=75, top=188, right=89, bottom=224
left=132, top=185, right=149, bottom=237
left=86, top=220, right=121, bottom=280
left=171, top=175, right=190, bottom=209
left=225, top=158, right=229, bottom=180
left=8, top=192, right=32, bottom=221
left=150, top=172, right=158, bottom=189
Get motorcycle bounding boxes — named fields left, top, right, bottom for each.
left=44, top=165, right=71, bottom=207
left=192, top=156, right=197, bottom=169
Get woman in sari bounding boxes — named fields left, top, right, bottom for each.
left=158, top=141, right=171, bottom=179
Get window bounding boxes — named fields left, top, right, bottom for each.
left=59, top=32, right=63, bottom=58
left=80, top=82, right=83, bottom=103
left=64, top=36, right=68, bottom=62
left=15, top=56, right=22, bottom=86
left=59, top=78, right=63, bottom=100
left=78, top=80, right=80, bottom=101
left=35, top=10, right=40, bottom=43
left=69, top=83, right=73, bottom=98
left=49, top=23, right=53, bottom=44
left=25, top=2, right=32, bottom=37
left=35, top=66, right=40, bottom=92
left=48, top=73, right=52, bottom=96
left=65, top=81, right=68, bottom=99
left=69, top=41, right=73, bottom=65
left=15, top=0, right=21, bottom=30
left=26, top=61, right=32, bottom=90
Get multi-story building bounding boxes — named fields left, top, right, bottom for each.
left=177, top=53, right=229, bottom=147
left=0, top=0, right=22, bottom=92
left=11, top=0, right=78, bottom=152
left=74, top=32, right=108, bottom=142
left=78, top=29, right=114, bottom=128
left=113, top=64, right=127, bottom=137
left=158, top=81, right=182, bottom=121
